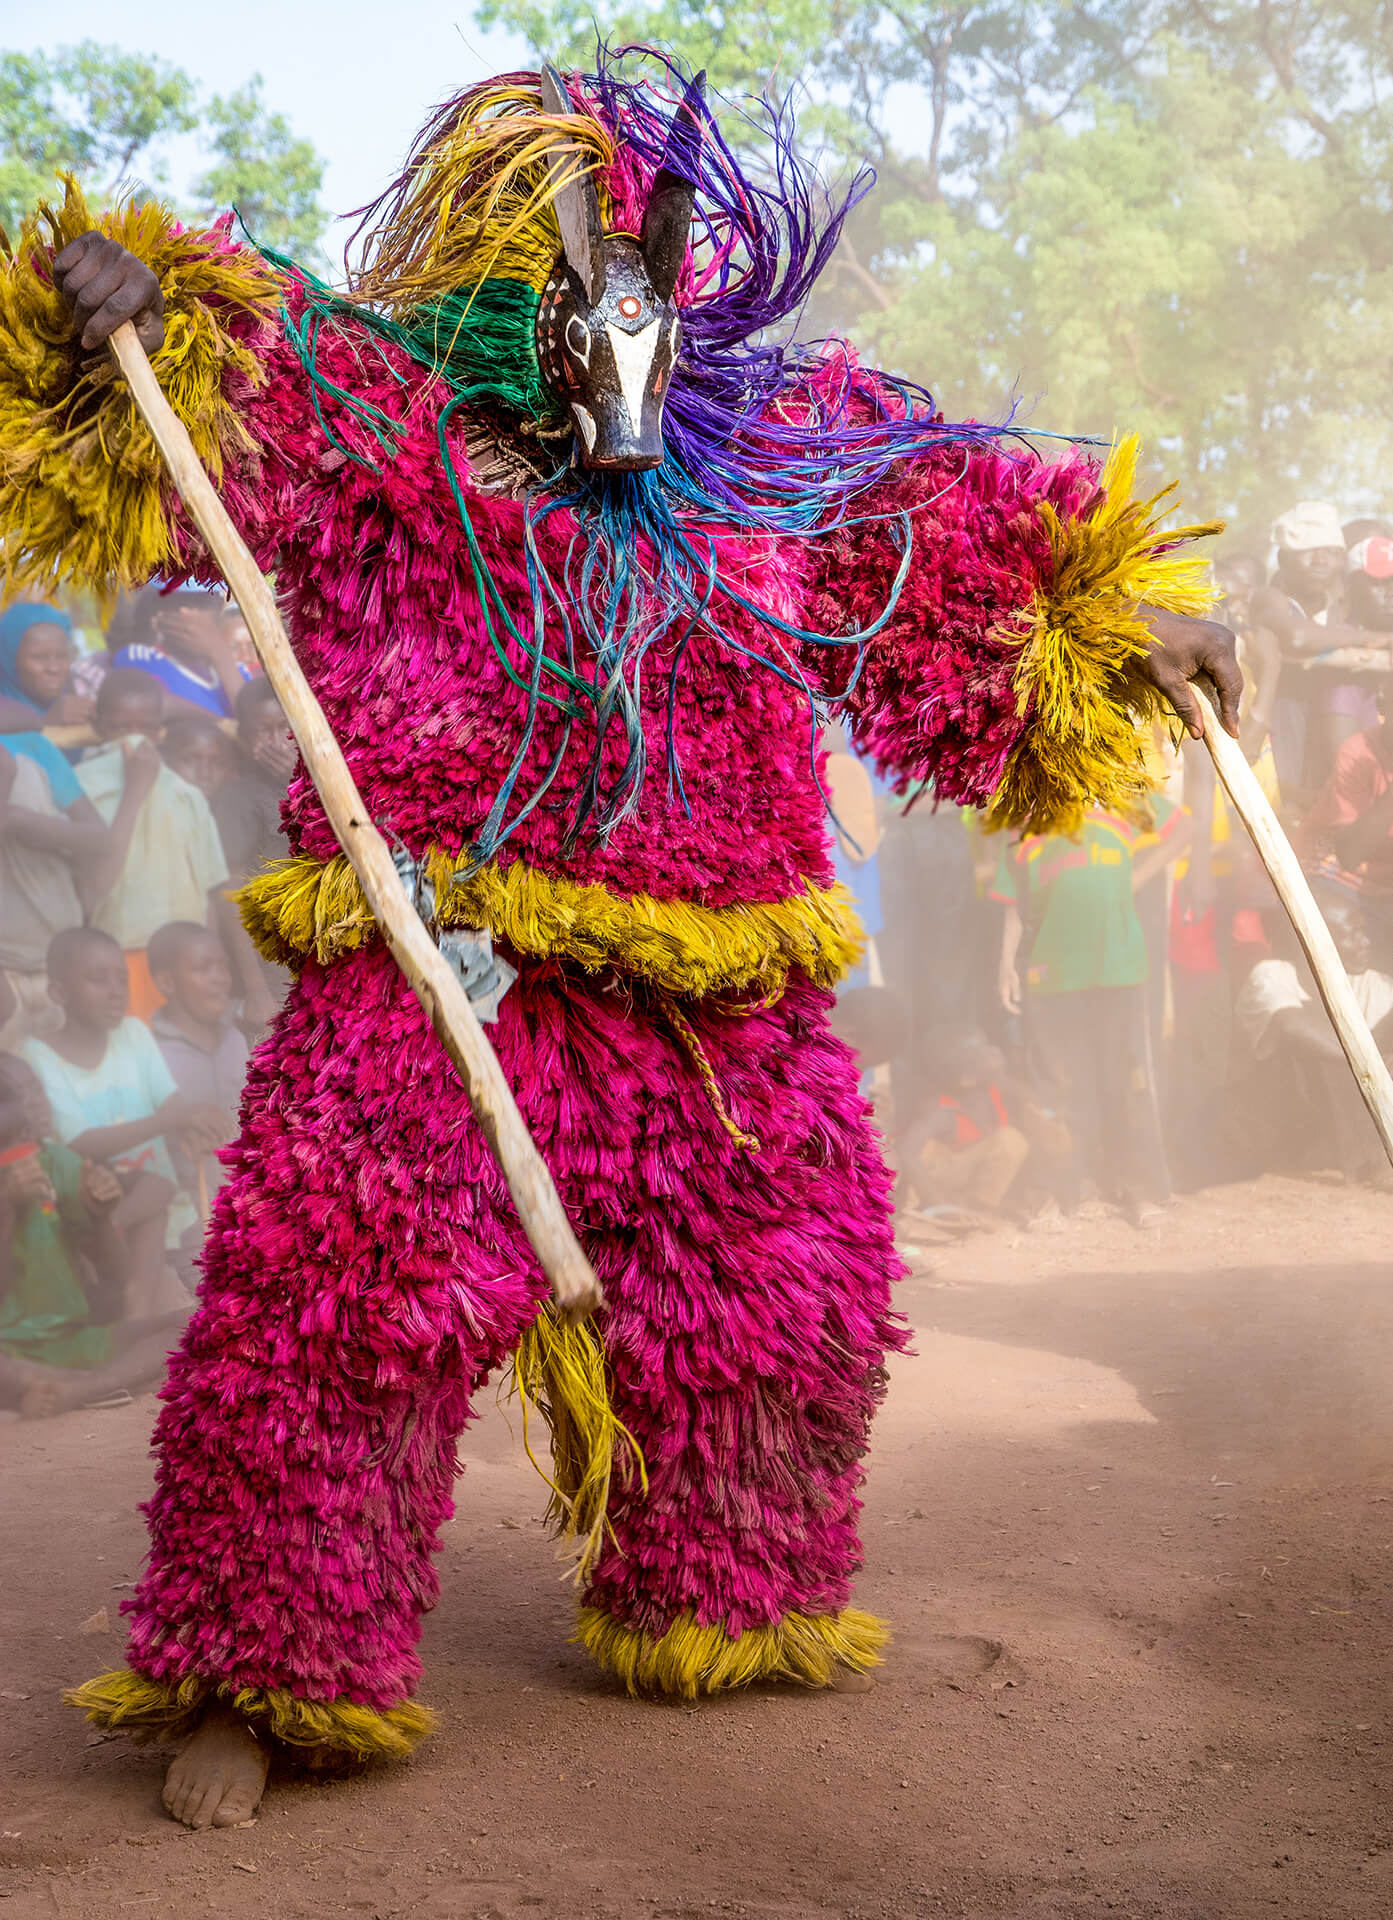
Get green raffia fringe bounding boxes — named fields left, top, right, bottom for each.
left=404, top=280, right=566, bottom=423
left=253, top=231, right=566, bottom=462
left=66, top=1668, right=433, bottom=1759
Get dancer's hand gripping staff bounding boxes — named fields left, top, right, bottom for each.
left=106, top=319, right=604, bottom=1319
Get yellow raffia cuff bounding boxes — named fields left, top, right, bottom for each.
left=0, top=177, right=280, bottom=600
left=66, top=1668, right=433, bottom=1759
left=986, top=434, right=1223, bottom=833
left=575, top=1606, right=889, bottom=1698
left=238, top=850, right=863, bottom=999
left=508, top=1307, right=647, bottom=1582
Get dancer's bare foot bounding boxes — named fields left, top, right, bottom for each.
left=162, top=1706, right=268, bottom=1828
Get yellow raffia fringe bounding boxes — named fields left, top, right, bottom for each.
left=576, top=1606, right=889, bottom=1698
left=348, top=78, right=614, bottom=314
left=986, top=435, right=1223, bottom=833
left=0, top=178, right=281, bottom=602
left=508, top=1307, right=647, bottom=1582
left=238, top=850, right=863, bottom=998
left=66, top=1667, right=433, bottom=1759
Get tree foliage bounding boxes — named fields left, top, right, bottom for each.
left=0, top=42, right=197, bottom=237
left=479, top=0, right=1393, bottom=538
left=195, top=76, right=328, bottom=265
left=0, top=41, right=327, bottom=267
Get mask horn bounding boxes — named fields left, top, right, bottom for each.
left=540, top=64, right=605, bottom=305
left=642, top=70, right=705, bottom=304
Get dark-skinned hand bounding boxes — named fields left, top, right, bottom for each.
left=1136, top=604, right=1243, bottom=741
left=5, top=1153, right=57, bottom=1211
left=52, top=232, right=165, bottom=354
left=80, top=1161, right=123, bottom=1210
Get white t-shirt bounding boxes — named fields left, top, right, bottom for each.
left=1235, top=957, right=1393, bottom=1059
left=22, top=1017, right=179, bottom=1184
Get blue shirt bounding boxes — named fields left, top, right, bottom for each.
left=110, top=643, right=249, bottom=718
left=1, top=731, right=82, bottom=808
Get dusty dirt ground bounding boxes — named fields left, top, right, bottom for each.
left=3, top=1172, right=1393, bottom=1919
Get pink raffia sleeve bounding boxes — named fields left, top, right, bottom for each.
left=804, top=364, right=1221, bottom=832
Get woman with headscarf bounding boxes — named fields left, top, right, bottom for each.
left=0, top=604, right=93, bottom=732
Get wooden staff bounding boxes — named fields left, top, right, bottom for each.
left=1199, top=694, right=1393, bottom=1168
left=108, top=321, right=604, bottom=1318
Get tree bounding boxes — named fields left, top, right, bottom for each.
left=0, top=42, right=197, bottom=237
left=0, top=42, right=329, bottom=268
left=478, top=1, right=1393, bottom=538
left=195, top=76, right=329, bottom=268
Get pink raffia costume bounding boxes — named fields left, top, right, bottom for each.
left=0, top=55, right=1217, bottom=1758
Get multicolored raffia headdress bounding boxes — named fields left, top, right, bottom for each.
left=264, top=48, right=1066, bottom=850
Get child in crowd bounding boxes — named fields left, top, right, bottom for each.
left=211, top=675, right=294, bottom=1028
left=829, top=993, right=1043, bottom=1218
left=149, top=921, right=247, bottom=1280
left=212, top=676, right=292, bottom=879
left=109, top=583, right=250, bottom=720
left=160, top=711, right=237, bottom=801
left=0, top=1051, right=191, bottom=1417
left=20, top=927, right=224, bottom=1316
left=897, top=1027, right=1035, bottom=1216
left=75, top=668, right=230, bottom=1021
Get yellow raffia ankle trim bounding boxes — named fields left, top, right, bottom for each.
left=508, top=1307, right=647, bottom=1582
left=238, top=849, right=862, bottom=999
left=66, top=1667, right=433, bottom=1759
left=0, top=178, right=280, bottom=601
left=575, top=1606, right=889, bottom=1698
left=987, top=434, right=1223, bottom=833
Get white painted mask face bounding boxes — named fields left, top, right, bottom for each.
left=536, top=240, right=683, bottom=472
left=533, top=64, right=699, bottom=474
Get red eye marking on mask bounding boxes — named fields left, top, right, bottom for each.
left=618, top=295, right=642, bottom=318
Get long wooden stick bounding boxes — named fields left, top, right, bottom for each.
left=1199, top=696, right=1393, bottom=1168
left=109, top=322, right=603, bottom=1317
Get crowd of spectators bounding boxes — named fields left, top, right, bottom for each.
left=0, top=584, right=290, bottom=1414
left=7, top=499, right=1393, bottom=1410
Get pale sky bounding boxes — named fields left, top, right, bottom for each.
left=5, top=1, right=532, bottom=246
left=4, top=7, right=935, bottom=256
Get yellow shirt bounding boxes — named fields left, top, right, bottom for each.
left=77, top=741, right=229, bottom=949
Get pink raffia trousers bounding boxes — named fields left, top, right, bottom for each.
left=75, top=944, right=905, bottom=1754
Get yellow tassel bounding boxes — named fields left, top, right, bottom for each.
left=0, top=178, right=280, bottom=603
left=347, top=79, right=614, bottom=314
left=508, top=1307, right=647, bottom=1582
left=987, top=435, right=1223, bottom=833
left=575, top=1606, right=889, bottom=1698
left=237, top=851, right=863, bottom=1000
left=65, top=1667, right=433, bottom=1759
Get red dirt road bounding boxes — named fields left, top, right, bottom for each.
left=3, top=1174, right=1393, bottom=1919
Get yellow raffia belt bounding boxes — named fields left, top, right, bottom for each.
left=238, top=849, right=863, bottom=1001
